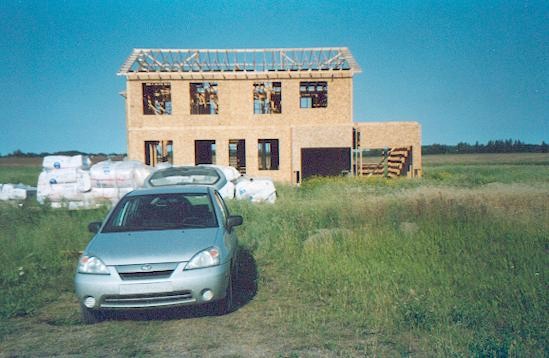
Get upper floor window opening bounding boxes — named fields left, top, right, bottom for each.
left=190, top=82, right=219, bottom=115
left=143, top=83, right=172, bottom=115
left=300, top=81, right=328, bottom=108
left=253, top=82, right=281, bottom=114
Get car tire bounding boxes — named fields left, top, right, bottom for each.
left=80, top=304, right=105, bottom=324
left=214, top=269, right=234, bottom=315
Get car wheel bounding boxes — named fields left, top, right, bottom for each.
left=214, top=269, right=234, bottom=315
left=80, top=304, right=105, bottom=324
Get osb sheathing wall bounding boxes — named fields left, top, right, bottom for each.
left=355, top=122, right=422, bottom=176
left=125, top=75, right=354, bottom=182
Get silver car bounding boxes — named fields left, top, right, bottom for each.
left=74, top=185, right=242, bottom=323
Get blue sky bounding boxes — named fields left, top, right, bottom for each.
left=1, top=0, right=547, bottom=154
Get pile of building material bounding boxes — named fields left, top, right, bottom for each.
left=234, top=176, right=277, bottom=204
left=0, top=183, right=36, bottom=201
left=37, top=156, right=153, bottom=209
left=145, top=164, right=277, bottom=204
left=199, top=164, right=277, bottom=203
left=32, top=156, right=276, bottom=208
left=89, top=160, right=153, bottom=203
left=37, top=155, right=94, bottom=208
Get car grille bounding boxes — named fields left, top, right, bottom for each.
left=101, top=290, right=194, bottom=308
left=118, top=270, right=174, bottom=280
left=116, top=262, right=179, bottom=281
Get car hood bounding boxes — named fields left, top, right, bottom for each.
left=85, top=228, right=222, bottom=266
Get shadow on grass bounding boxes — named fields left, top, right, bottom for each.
left=102, top=247, right=258, bottom=322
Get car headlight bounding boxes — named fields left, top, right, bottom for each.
left=185, top=247, right=220, bottom=270
left=78, top=255, right=110, bottom=275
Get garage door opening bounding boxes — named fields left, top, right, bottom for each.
left=301, top=147, right=351, bottom=180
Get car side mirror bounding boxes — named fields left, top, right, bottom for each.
left=226, top=215, right=243, bottom=231
left=88, top=221, right=102, bottom=233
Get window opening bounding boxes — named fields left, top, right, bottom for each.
left=300, top=81, right=328, bottom=108
left=144, top=140, right=173, bottom=166
left=190, top=82, right=219, bottom=114
left=229, top=139, right=246, bottom=174
left=258, top=139, right=279, bottom=170
left=142, top=83, right=172, bottom=115
left=253, top=82, right=281, bottom=114
left=195, top=140, right=216, bottom=164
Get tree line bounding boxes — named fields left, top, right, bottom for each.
left=1, top=139, right=547, bottom=158
left=0, top=149, right=126, bottom=158
left=422, top=139, right=548, bottom=155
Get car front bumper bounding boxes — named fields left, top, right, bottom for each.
left=75, top=261, right=230, bottom=310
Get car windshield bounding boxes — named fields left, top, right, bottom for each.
left=102, top=193, right=218, bottom=232
left=147, top=167, right=220, bottom=187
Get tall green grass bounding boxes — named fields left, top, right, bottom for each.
left=231, top=176, right=548, bottom=355
left=0, top=159, right=547, bottom=355
left=0, top=202, right=107, bottom=318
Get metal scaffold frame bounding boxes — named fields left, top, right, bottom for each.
left=118, top=47, right=361, bottom=76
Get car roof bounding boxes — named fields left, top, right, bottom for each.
left=127, top=185, right=213, bottom=196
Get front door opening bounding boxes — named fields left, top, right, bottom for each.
left=195, top=140, right=216, bottom=165
left=229, top=139, right=246, bottom=174
left=145, top=140, right=173, bottom=166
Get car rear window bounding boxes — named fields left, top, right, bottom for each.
left=147, top=167, right=220, bottom=187
left=102, top=193, right=218, bottom=232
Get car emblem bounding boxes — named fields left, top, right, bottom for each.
left=141, top=264, right=153, bottom=271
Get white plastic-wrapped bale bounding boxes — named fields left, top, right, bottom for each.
left=39, top=168, right=92, bottom=189
left=37, top=170, right=91, bottom=202
left=42, top=155, right=91, bottom=170
left=218, top=181, right=236, bottom=200
left=235, top=177, right=277, bottom=204
left=37, top=182, right=88, bottom=203
left=49, top=195, right=102, bottom=210
left=90, top=160, right=153, bottom=188
left=90, top=187, right=134, bottom=203
left=0, top=184, right=36, bottom=201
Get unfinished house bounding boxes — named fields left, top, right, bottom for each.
left=118, top=48, right=421, bottom=183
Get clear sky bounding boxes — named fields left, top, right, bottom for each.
left=1, top=0, right=547, bottom=154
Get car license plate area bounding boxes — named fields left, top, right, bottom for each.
left=119, top=282, right=173, bottom=295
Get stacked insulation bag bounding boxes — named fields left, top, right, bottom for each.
left=89, top=160, right=153, bottom=203
left=37, top=155, right=94, bottom=208
left=37, top=156, right=154, bottom=209
left=199, top=164, right=276, bottom=203
left=235, top=177, right=277, bottom=204
left=0, top=183, right=36, bottom=201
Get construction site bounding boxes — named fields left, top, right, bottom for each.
left=118, top=47, right=421, bottom=183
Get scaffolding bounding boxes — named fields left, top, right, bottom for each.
left=118, top=47, right=361, bottom=76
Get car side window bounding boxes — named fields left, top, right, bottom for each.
left=213, top=191, right=228, bottom=225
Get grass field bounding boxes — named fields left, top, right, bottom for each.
left=0, top=153, right=547, bottom=356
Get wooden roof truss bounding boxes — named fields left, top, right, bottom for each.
left=118, top=47, right=361, bottom=76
